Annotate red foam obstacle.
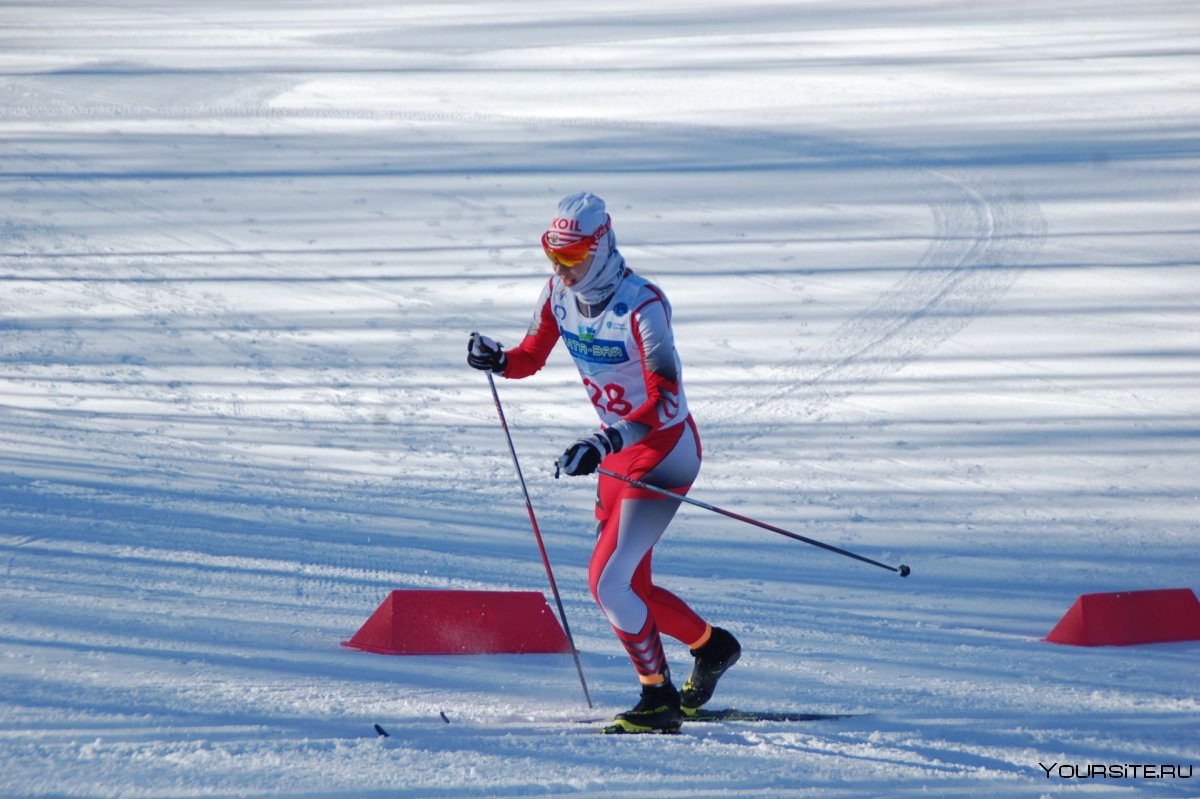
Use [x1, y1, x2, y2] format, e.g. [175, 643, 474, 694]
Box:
[1044, 588, 1200, 647]
[342, 590, 571, 655]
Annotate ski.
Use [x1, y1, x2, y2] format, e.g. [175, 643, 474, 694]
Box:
[373, 709, 858, 738]
[577, 709, 859, 727]
[684, 708, 858, 723]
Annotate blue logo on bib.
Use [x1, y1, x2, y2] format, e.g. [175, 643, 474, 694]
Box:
[562, 330, 629, 364]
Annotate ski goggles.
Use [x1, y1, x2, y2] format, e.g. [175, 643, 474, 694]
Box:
[541, 216, 611, 269]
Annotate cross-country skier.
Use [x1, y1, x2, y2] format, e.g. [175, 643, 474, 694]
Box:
[468, 192, 741, 734]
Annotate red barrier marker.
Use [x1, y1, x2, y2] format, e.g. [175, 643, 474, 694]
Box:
[343, 590, 572, 655]
[1044, 588, 1200, 647]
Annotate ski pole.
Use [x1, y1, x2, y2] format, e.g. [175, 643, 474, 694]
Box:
[596, 468, 911, 578]
[486, 372, 593, 707]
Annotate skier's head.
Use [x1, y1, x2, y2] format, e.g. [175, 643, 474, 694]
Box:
[542, 192, 611, 270]
[542, 191, 622, 303]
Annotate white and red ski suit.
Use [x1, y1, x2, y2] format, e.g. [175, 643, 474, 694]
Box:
[502, 267, 712, 682]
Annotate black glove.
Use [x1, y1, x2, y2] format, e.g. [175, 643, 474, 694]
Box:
[467, 331, 506, 373]
[556, 427, 623, 477]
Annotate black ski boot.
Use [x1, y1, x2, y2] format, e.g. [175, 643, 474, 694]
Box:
[680, 627, 741, 716]
[603, 679, 684, 735]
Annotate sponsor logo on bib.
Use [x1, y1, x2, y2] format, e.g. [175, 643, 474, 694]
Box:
[562, 330, 630, 364]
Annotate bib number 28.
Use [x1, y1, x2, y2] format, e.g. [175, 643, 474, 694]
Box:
[583, 379, 633, 416]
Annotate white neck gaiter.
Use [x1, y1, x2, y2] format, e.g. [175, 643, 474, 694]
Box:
[568, 233, 625, 306]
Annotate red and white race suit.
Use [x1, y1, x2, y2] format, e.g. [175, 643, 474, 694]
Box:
[502, 268, 710, 681]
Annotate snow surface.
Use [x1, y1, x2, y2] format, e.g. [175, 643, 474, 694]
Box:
[2, 1, 1198, 797]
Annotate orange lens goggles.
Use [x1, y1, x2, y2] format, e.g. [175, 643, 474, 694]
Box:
[542, 217, 611, 268]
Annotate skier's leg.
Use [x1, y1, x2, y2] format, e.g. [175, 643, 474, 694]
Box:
[589, 496, 671, 683]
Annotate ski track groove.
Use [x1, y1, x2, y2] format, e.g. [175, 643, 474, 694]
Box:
[710, 168, 1046, 433]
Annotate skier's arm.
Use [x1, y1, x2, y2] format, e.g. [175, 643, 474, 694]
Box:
[609, 295, 683, 447]
[502, 280, 561, 379]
